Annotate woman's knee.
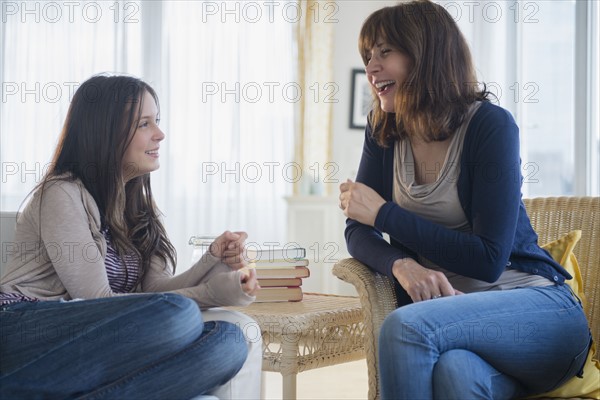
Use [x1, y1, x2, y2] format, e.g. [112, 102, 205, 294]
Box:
[115, 292, 199, 317]
[153, 293, 201, 320]
[380, 308, 403, 337]
[379, 307, 423, 346]
[121, 293, 204, 349]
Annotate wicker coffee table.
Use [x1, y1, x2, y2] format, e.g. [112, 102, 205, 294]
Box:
[228, 293, 366, 399]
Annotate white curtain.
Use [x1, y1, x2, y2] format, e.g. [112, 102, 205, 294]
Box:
[0, 0, 296, 270]
[1, 0, 142, 208]
[154, 1, 295, 267]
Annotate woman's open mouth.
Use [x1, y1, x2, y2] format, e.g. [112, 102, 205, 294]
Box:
[375, 80, 396, 95]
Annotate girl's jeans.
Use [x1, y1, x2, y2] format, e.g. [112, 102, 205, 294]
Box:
[0, 293, 247, 399]
[202, 308, 263, 399]
[379, 284, 591, 400]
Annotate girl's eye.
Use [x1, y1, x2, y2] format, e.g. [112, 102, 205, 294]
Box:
[139, 121, 148, 128]
[381, 48, 391, 55]
[155, 118, 160, 125]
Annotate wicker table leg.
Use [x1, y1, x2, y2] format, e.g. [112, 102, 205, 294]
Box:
[227, 294, 366, 399]
[280, 333, 300, 399]
[282, 373, 297, 400]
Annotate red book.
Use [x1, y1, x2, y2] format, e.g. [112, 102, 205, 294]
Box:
[252, 258, 309, 268]
[258, 278, 303, 287]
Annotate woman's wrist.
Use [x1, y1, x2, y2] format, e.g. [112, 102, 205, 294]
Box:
[392, 258, 412, 278]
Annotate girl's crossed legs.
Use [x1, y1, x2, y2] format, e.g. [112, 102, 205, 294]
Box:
[1, 293, 247, 400]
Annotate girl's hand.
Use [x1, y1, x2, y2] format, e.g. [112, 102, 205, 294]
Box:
[339, 179, 386, 227]
[392, 258, 463, 302]
[209, 231, 249, 270]
[241, 268, 260, 296]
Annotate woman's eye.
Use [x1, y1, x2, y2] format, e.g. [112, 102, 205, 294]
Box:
[155, 118, 160, 125]
[381, 48, 391, 55]
[139, 121, 148, 128]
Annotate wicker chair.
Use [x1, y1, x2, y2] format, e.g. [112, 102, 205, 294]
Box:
[333, 197, 600, 400]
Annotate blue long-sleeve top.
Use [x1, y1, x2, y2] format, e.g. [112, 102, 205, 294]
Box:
[345, 101, 570, 290]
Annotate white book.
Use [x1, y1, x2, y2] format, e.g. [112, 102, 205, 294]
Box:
[244, 245, 306, 262]
[252, 259, 309, 269]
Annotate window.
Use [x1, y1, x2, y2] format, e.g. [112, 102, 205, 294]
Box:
[519, 1, 577, 196]
[448, 0, 598, 196]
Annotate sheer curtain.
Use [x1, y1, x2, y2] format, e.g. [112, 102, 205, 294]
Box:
[295, 0, 334, 196]
[1, 0, 142, 209]
[154, 1, 296, 267]
[0, 0, 296, 270]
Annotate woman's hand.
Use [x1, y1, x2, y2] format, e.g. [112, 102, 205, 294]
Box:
[241, 268, 260, 296]
[339, 179, 386, 227]
[392, 258, 463, 302]
[209, 231, 249, 270]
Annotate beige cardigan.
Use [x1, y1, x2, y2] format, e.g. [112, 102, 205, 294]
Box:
[0, 178, 255, 309]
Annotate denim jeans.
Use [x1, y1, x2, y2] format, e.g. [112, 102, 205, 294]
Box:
[378, 284, 591, 400]
[202, 309, 263, 399]
[0, 293, 248, 399]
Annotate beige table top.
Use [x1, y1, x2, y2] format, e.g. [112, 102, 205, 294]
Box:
[228, 293, 366, 375]
[231, 293, 363, 326]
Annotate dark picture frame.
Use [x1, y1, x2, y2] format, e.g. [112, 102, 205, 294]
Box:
[349, 68, 371, 130]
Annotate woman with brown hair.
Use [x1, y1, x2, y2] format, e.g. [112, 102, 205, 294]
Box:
[0, 74, 261, 399]
[339, 1, 591, 398]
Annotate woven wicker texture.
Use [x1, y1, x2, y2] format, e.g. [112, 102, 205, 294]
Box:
[525, 197, 599, 340]
[333, 196, 599, 400]
[228, 293, 365, 376]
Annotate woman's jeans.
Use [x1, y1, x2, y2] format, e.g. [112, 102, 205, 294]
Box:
[0, 293, 248, 399]
[379, 284, 591, 400]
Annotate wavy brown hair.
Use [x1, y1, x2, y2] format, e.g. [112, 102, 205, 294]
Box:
[359, 0, 492, 146]
[36, 74, 176, 287]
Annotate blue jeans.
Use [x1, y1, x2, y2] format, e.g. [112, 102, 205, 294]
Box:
[0, 293, 247, 399]
[378, 284, 591, 400]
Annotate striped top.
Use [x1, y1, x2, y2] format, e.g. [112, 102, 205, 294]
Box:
[0, 292, 38, 307]
[0, 226, 140, 307]
[102, 226, 140, 293]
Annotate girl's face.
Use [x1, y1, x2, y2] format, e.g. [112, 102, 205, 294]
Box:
[122, 90, 164, 181]
[365, 41, 412, 113]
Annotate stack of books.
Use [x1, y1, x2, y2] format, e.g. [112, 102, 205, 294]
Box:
[247, 245, 309, 302]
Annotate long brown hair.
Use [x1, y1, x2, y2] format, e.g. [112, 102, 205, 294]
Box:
[38, 74, 176, 285]
[359, 0, 492, 146]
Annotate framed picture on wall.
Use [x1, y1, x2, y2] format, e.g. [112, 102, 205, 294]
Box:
[349, 68, 372, 130]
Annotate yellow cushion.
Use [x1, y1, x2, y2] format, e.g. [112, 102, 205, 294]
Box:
[534, 231, 600, 399]
[543, 230, 587, 308]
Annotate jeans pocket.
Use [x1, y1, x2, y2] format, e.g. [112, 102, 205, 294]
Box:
[544, 335, 592, 392]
